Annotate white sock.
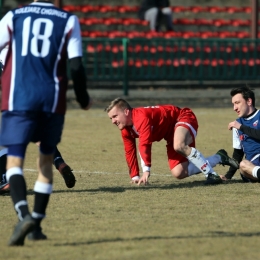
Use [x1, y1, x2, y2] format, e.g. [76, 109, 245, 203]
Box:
[188, 154, 220, 176]
[187, 147, 217, 177]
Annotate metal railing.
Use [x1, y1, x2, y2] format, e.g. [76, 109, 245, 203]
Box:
[82, 38, 260, 95]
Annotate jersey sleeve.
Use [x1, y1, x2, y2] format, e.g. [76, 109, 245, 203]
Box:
[240, 124, 260, 140]
[232, 128, 242, 149]
[0, 11, 13, 52]
[121, 129, 140, 178]
[0, 46, 8, 66]
[136, 116, 152, 172]
[66, 15, 82, 59]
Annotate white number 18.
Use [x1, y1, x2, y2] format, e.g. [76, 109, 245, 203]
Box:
[21, 16, 54, 58]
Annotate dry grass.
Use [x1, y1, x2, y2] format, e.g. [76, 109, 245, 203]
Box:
[1, 107, 260, 260]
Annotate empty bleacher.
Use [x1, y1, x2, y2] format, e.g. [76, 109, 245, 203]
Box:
[63, 4, 259, 39]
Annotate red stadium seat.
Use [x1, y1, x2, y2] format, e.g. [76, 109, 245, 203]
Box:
[171, 6, 187, 13]
[189, 6, 206, 13]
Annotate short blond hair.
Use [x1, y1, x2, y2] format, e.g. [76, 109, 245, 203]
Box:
[104, 98, 132, 113]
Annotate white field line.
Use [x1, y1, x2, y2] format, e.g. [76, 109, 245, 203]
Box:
[23, 168, 240, 180]
[24, 168, 172, 177]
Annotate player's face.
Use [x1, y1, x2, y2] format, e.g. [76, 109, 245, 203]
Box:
[232, 93, 253, 117]
[108, 106, 130, 130]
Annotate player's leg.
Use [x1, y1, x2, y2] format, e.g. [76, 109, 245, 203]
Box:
[0, 148, 9, 194]
[144, 7, 159, 31]
[53, 147, 76, 188]
[28, 146, 54, 241]
[173, 117, 222, 185]
[36, 142, 75, 188]
[240, 158, 260, 182]
[27, 112, 64, 241]
[1, 111, 36, 246]
[6, 146, 35, 246]
[161, 7, 174, 31]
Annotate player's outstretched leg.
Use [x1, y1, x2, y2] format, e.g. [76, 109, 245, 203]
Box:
[8, 214, 35, 246]
[216, 149, 239, 169]
[53, 147, 76, 188]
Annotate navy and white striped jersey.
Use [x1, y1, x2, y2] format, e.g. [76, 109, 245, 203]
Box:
[0, 2, 82, 114]
[233, 109, 260, 161]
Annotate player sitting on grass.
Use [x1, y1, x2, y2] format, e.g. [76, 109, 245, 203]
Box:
[221, 86, 260, 182]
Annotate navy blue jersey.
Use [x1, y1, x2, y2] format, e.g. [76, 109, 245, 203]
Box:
[0, 2, 82, 114]
[232, 109, 260, 161]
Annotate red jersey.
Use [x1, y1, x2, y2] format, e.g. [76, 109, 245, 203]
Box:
[121, 105, 198, 178]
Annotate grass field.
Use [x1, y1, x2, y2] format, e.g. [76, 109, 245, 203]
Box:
[1, 107, 260, 260]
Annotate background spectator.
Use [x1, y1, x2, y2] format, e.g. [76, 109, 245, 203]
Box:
[138, 0, 174, 32]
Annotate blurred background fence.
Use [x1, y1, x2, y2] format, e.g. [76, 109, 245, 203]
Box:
[1, 0, 260, 94]
[83, 38, 260, 94]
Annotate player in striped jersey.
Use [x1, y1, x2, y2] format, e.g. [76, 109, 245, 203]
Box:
[0, 0, 92, 246]
[105, 98, 238, 186]
[0, 50, 76, 194]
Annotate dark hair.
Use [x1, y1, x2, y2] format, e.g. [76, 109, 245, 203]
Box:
[104, 98, 132, 113]
[230, 86, 255, 107]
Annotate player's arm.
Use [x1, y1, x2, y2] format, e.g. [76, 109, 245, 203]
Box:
[136, 117, 153, 185]
[224, 127, 243, 179]
[239, 125, 260, 140]
[0, 11, 13, 52]
[228, 120, 260, 140]
[225, 148, 244, 179]
[67, 15, 91, 110]
[69, 57, 91, 109]
[122, 130, 140, 181]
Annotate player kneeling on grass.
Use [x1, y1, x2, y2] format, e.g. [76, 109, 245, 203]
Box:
[105, 98, 239, 185]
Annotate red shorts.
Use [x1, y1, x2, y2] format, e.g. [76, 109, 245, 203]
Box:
[167, 108, 198, 170]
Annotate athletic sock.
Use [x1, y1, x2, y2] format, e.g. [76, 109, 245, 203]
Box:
[205, 154, 220, 168]
[187, 147, 217, 177]
[32, 181, 52, 225]
[53, 147, 65, 170]
[252, 166, 260, 178]
[8, 174, 30, 220]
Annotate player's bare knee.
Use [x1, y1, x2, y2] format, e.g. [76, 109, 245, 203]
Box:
[239, 160, 249, 171]
[171, 169, 186, 179]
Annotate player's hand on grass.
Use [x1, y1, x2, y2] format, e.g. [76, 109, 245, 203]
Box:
[220, 175, 228, 181]
[138, 171, 150, 186]
[130, 176, 140, 184]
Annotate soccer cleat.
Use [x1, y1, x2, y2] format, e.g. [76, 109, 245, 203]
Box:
[216, 149, 239, 169]
[0, 182, 10, 195]
[58, 163, 76, 188]
[205, 173, 223, 185]
[8, 215, 35, 246]
[27, 226, 47, 241]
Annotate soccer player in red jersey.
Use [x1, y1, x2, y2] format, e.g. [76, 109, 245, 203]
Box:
[106, 98, 239, 185]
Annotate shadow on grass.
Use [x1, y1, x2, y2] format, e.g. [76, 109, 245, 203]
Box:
[53, 230, 260, 246]
[28, 179, 243, 195]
